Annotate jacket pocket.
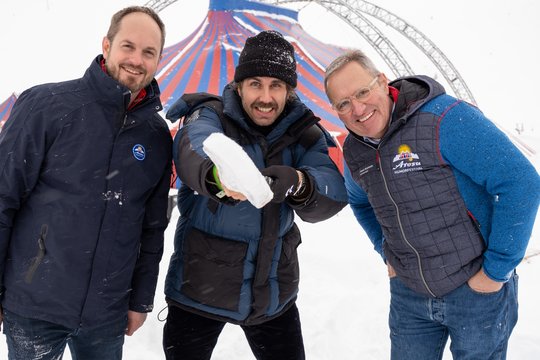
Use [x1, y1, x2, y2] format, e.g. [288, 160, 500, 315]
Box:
[24, 224, 48, 284]
[182, 227, 248, 311]
[277, 223, 302, 304]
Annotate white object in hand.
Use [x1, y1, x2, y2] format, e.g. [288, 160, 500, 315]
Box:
[202, 132, 273, 208]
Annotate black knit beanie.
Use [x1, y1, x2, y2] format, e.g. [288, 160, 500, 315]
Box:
[234, 30, 297, 87]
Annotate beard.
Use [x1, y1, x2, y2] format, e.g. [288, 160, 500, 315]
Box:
[106, 62, 153, 94]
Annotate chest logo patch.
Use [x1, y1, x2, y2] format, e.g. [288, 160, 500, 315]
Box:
[132, 144, 146, 161]
[392, 144, 422, 174]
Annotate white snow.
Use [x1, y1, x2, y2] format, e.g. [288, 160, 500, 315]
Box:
[122, 161, 540, 359]
[203, 132, 273, 208]
[127, 136, 537, 359]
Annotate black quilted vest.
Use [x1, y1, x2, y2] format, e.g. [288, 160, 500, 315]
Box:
[344, 77, 484, 297]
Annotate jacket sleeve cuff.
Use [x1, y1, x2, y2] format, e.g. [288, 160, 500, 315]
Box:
[129, 303, 155, 313]
[483, 266, 512, 283]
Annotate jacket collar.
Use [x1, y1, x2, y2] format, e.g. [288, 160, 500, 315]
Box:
[85, 55, 163, 114]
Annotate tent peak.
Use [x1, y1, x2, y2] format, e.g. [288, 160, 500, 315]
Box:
[209, 0, 298, 21]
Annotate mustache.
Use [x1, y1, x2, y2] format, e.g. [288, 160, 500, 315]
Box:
[253, 101, 277, 109]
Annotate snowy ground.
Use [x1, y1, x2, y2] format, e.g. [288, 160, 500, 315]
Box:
[123, 133, 540, 359]
[2, 139, 539, 359]
[122, 207, 540, 360]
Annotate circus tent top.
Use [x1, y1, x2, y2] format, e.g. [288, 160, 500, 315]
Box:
[155, 0, 349, 138]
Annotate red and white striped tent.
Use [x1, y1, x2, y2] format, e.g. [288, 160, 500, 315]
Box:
[0, 93, 17, 132]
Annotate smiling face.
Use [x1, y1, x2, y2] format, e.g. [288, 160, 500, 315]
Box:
[102, 11, 162, 100]
[326, 61, 392, 139]
[237, 76, 289, 126]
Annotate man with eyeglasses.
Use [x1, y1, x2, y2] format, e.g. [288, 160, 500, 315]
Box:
[324, 49, 540, 359]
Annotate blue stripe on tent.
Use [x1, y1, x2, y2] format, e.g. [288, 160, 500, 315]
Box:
[209, 0, 297, 20]
[198, 23, 219, 92]
[218, 45, 230, 91]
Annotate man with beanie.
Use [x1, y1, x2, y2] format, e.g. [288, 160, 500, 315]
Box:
[162, 30, 348, 359]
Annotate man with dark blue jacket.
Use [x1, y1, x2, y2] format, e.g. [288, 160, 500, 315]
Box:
[162, 30, 348, 360]
[0, 6, 172, 360]
[324, 50, 540, 359]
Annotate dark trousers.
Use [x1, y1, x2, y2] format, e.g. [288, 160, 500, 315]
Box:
[163, 304, 305, 360]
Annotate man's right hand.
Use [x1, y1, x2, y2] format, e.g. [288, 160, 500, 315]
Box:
[387, 263, 397, 278]
[467, 268, 503, 293]
[0, 304, 3, 331]
[222, 184, 247, 201]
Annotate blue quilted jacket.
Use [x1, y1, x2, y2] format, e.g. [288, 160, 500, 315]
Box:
[164, 84, 348, 325]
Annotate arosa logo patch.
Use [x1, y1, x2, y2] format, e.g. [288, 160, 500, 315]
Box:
[392, 144, 422, 174]
[132, 144, 146, 161]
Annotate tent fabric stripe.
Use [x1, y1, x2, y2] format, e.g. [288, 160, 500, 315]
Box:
[0, 94, 17, 130]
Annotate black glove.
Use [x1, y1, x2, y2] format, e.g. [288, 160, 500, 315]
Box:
[261, 165, 299, 203]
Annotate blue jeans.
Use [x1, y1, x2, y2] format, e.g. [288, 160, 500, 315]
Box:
[389, 272, 518, 360]
[2, 309, 127, 360]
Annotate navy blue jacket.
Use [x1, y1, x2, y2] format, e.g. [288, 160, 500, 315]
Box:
[164, 84, 347, 325]
[0, 55, 172, 328]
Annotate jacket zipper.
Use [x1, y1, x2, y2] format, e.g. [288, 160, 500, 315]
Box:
[24, 224, 48, 284]
[377, 148, 436, 297]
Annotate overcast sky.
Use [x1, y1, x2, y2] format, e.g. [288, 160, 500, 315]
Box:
[1, 0, 538, 132]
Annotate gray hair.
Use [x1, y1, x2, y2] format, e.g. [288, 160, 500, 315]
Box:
[324, 50, 380, 98]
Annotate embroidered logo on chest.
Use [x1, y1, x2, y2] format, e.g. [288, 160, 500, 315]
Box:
[132, 144, 146, 161]
[392, 144, 422, 174]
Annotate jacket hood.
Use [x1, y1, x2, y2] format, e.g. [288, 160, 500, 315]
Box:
[346, 75, 446, 144]
[389, 75, 446, 121]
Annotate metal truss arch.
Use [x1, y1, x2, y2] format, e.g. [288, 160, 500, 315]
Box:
[262, 0, 476, 104]
[143, 0, 178, 13]
[264, 0, 415, 79]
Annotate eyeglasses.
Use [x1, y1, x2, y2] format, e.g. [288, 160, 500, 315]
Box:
[332, 75, 380, 114]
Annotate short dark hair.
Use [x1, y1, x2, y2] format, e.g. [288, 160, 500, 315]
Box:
[106, 6, 166, 55]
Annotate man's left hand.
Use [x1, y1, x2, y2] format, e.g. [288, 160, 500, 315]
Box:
[125, 310, 147, 336]
[467, 268, 503, 293]
[261, 165, 299, 203]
